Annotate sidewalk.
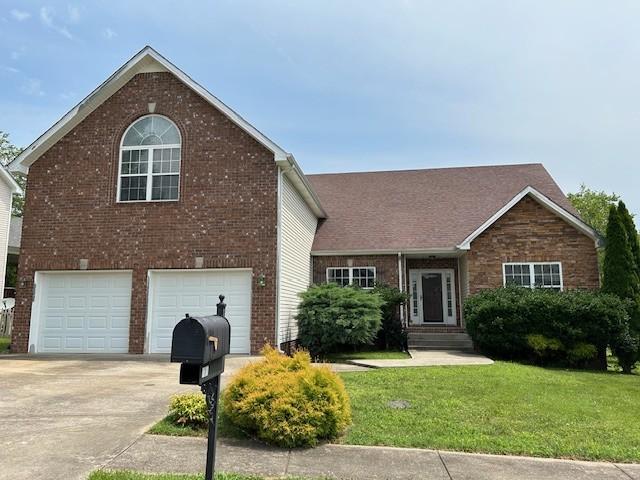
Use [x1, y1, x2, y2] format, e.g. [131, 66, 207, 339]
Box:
[104, 434, 640, 480]
[347, 349, 493, 368]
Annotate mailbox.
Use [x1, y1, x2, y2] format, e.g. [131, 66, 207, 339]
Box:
[169, 294, 230, 480]
[170, 295, 231, 385]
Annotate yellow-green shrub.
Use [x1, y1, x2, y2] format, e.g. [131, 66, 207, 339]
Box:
[168, 392, 208, 428]
[222, 346, 351, 447]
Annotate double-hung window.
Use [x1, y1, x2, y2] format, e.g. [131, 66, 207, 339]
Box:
[327, 267, 376, 289]
[118, 115, 181, 202]
[503, 262, 563, 290]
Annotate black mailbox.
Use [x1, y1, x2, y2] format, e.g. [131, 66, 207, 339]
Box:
[170, 295, 231, 385]
[169, 294, 231, 480]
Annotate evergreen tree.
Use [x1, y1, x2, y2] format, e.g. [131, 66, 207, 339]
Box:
[602, 205, 638, 299]
[618, 201, 640, 279]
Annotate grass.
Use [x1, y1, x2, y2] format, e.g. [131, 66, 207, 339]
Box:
[340, 362, 640, 462]
[0, 336, 9, 353]
[323, 350, 409, 363]
[148, 410, 242, 439]
[88, 472, 320, 480]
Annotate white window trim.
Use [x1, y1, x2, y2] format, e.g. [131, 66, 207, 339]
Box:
[116, 114, 182, 203]
[502, 262, 564, 291]
[326, 266, 377, 290]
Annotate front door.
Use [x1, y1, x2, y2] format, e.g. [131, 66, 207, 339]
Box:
[409, 269, 457, 324]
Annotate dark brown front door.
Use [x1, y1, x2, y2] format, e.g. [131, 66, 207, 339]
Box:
[422, 273, 443, 322]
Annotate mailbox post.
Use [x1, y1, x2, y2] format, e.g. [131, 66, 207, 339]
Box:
[170, 295, 230, 480]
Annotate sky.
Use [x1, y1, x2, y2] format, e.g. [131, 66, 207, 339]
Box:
[1, 0, 639, 216]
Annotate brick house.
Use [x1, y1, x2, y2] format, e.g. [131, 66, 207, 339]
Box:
[9, 47, 601, 355]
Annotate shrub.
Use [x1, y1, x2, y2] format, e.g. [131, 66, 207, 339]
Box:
[612, 329, 640, 374]
[567, 342, 598, 367]
[464, 286, 630, 369]
[296, 283, 383, 357]
[372, 283, 409, 351]
[167, 392, 208, 428]
[222, 346, 351, 447]
[526, 334, 563, 363]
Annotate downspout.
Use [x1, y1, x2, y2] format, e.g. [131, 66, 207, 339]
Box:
[275, 166, 283, 351]
[397, 252, 405, 325]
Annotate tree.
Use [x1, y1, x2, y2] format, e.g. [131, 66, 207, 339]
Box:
[0, 131, 25, 217]
[567, 184, 619, 237]
[602, 205, 639, 299]
[618, 201, 640, 278]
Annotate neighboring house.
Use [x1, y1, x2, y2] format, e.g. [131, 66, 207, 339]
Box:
[5, 216, 22, 297]
[0, 171, 22, 301]
[8, 47, 601, 355]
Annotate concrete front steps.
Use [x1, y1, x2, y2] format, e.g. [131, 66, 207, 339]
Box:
[407, 330, 474, 351]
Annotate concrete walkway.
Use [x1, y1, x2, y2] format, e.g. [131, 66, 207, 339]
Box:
[105, 434, 640, 480]
[347, 349, 493, 368]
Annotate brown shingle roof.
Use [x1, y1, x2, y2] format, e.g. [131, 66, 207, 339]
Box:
[307, 163, 577, 252]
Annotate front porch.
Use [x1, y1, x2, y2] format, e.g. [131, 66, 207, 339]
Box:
[402, 255, 474, 351]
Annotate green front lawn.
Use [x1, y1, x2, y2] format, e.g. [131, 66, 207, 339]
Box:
[341, 362, 640, 461]
[323, 350, 409, 363]
[0, 336, 9, 353]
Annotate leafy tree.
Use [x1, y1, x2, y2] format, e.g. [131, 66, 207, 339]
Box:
[568, 184, 619, 237]
[602, 205, 639, 299]
[0, 131, 25, 217]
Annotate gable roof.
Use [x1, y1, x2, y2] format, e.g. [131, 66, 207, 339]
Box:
[308, 163, 599, 254]
[0, 165, 22, 194]
[8, 46, 325, 217]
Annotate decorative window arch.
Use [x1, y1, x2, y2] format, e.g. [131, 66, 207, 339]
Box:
[118, 115, 181, 202]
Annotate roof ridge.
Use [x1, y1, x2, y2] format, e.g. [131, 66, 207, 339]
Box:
[305, 162, 544, 177]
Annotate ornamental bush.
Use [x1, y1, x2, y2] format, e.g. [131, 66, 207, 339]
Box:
[372, 283, 409, 351]
[464, 286, 630, 369]
[222, 346, 351, 448]
[296, 283, 383, 357]
[167, 392, 208, 428]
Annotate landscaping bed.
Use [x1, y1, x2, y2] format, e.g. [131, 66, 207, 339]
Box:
[323, 350, 409, 363]
[341, 362, 640, 462]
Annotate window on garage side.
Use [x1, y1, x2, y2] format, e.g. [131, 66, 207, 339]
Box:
[118, 115, 181, 202]
[503, 262, 563, 291]
[327, 267, 376, 289]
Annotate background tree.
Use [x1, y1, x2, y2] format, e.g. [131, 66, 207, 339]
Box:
[602, 205, 638, 299]
[618, 201, 640, 277]
[0, 131, 25, 217]
[568, 184, 619, 237]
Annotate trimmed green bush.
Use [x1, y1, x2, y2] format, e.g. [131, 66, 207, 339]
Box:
[464, 286, 630, 369]
[603, 205, 638, 300]
[612, 329, 639, 374]
[222, 346, 351, 448]
[372, 283, 409, 351]
[296, 283, 383, 356]
[167, 392, 208, 428]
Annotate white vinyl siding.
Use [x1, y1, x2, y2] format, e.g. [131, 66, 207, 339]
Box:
[278, 174, 318, 346]
[0, 178, 11, 296]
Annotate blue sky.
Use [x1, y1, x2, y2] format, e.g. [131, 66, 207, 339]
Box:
[1, 0, 639, 216]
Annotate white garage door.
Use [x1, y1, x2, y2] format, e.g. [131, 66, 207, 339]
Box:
[148, 270, 252, 354]
[33, 271, 132, 353]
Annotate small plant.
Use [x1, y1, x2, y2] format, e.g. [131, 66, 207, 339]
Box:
[526, 334, 563, 363]
[612, 329, 639, 374]
[296, 283, 383, 357]
[167, 392, 208, 428]
[567, 342, 598, 367]
[222, 346, 351, 448]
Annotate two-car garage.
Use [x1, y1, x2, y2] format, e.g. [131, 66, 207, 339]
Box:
[28, 269, 252, 355]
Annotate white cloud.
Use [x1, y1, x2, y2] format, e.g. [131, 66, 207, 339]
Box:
[0, 65, 20, 74]
[21, 78, 44, 97]
[102, 27, 116, 40]
[39, 7, 73, 39]
[10, 9, 31, 21]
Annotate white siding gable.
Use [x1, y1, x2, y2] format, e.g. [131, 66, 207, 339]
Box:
[278, 173, 318, 346]
[0, 178, 13, 297]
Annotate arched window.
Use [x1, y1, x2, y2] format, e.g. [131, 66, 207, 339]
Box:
[118, 115, 181, 202]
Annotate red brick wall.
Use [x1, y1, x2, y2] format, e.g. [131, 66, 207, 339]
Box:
[12, 72, 278, 354]
[312, 255, 399, 287]
[467, 196, 600, 294]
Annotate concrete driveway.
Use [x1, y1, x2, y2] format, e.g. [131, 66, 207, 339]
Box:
[0, 355, 259, 480]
